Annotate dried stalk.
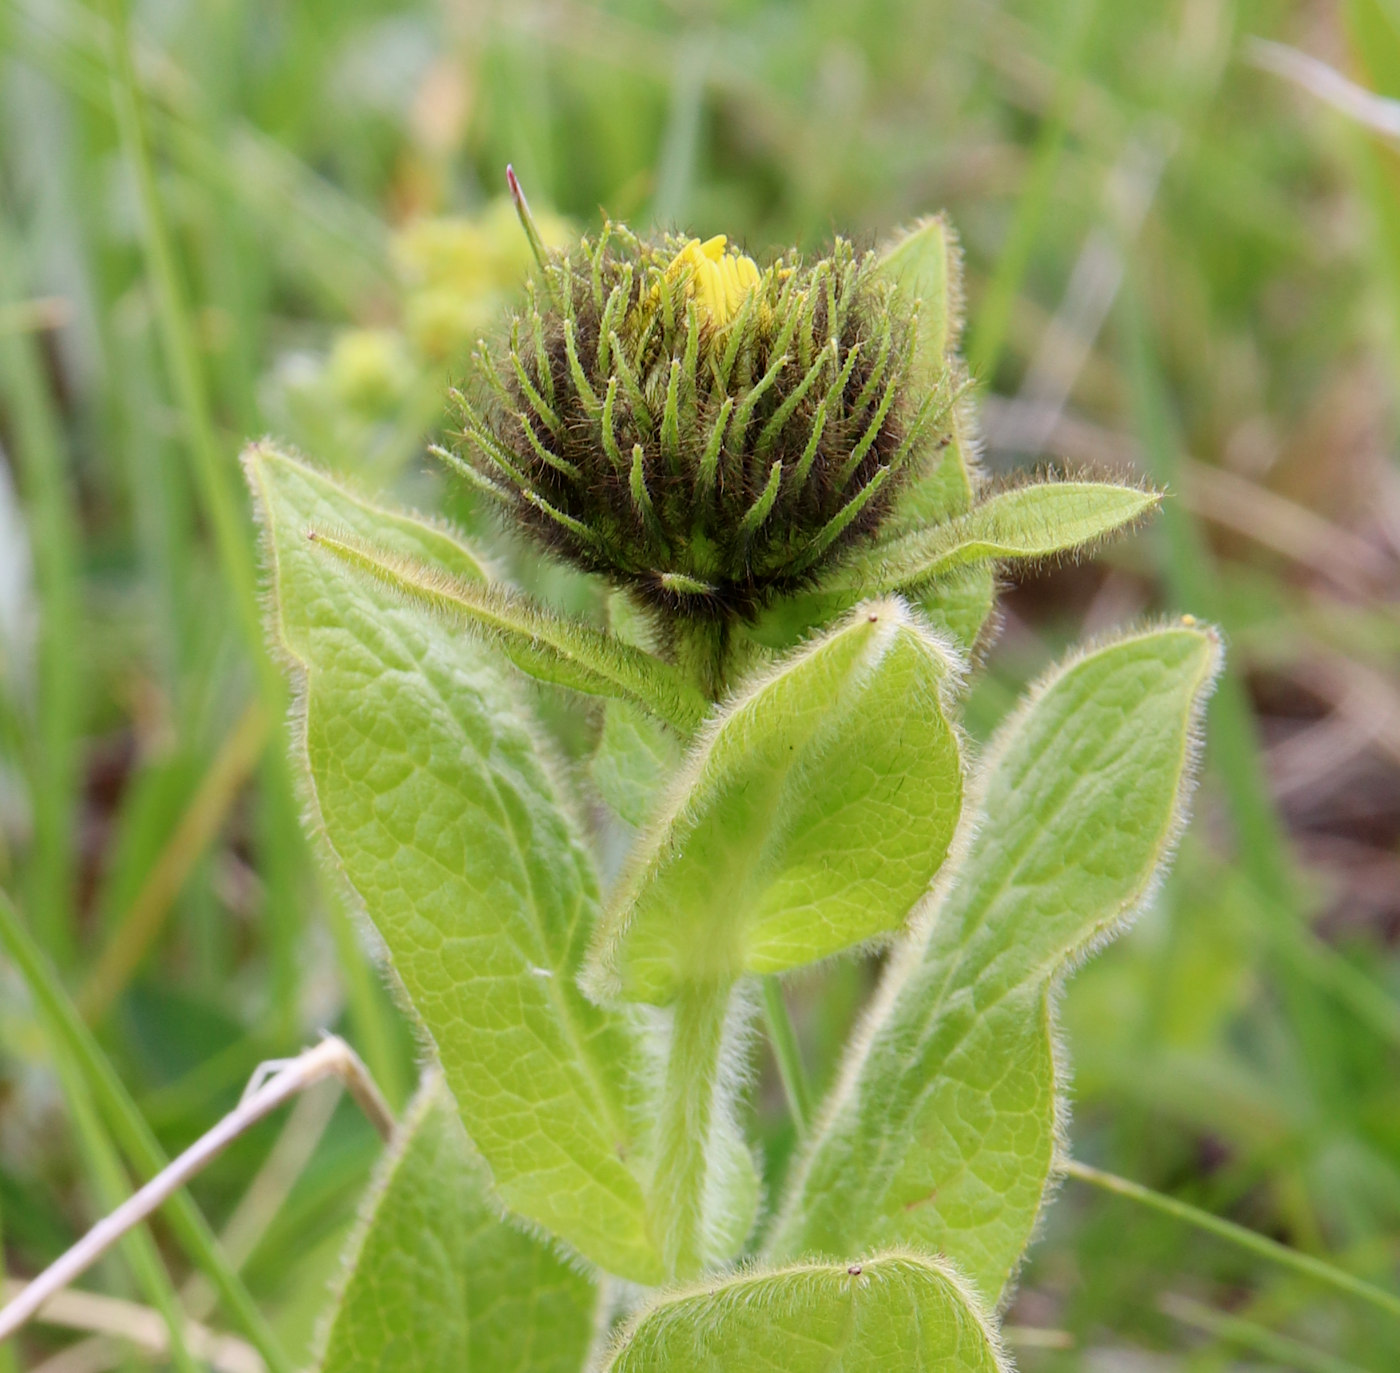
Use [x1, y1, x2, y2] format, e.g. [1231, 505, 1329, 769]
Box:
[0, 1035, 393, 1345]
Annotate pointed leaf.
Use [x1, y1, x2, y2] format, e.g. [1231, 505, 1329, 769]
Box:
[247, 444, 665, 1284]
[309, 530, 707, 733]
[318, 1079, 596, 1373]
[604, 1251, 1007, 1372]
[877, 213, 964, 375]
[838, 480, 1160, 595]
[768, 624, 1221, 1301]
[587, 600, 964, 1004]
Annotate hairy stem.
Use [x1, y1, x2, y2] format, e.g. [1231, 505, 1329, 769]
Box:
[653, 980, 734, 1277]
[670, 618, 727, 701]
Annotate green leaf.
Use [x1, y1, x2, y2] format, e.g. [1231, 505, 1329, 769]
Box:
[587, 599, 964, 1004]
[877, 214, 965, 372]
[884, 399, 980, 537]
[589, 593, 685, 827]
[590, 700, 682, 827]
[603, 1251, 1008, 1372]
[318, 1079, 597, 1373]
[308, 530, 708, 733]
[837, 480, 1161, 595]
[247, 443, 666, 1284]
[767, 624, 1221, 1301]
[914, 563, 997, 658]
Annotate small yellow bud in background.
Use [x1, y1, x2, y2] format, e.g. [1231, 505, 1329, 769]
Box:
[394, 199, 573, 360]
[325, 329, 414, 417]
[666, 235, 760, 326]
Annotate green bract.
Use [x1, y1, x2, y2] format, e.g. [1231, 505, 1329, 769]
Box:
[248, 208, 1216, 1369]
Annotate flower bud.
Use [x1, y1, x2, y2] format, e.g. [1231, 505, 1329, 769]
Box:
[451, 223, 954, 620]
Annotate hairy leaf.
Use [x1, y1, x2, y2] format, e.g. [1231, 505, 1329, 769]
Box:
[590, 700, 682, 828]
[840, 480, 1160, 595]
[308, 530, 708, 732]
[247, 444, 665, 1283]
[587, 600, 964, 1004]
[604, 1251, 1007, 1372]
[318, 1079, 596, 1373]
[896, 406, 997, 652]
[878, 214, 964, 374]
[768, 624, 1221, 1301]
[916, 562, 997, 657]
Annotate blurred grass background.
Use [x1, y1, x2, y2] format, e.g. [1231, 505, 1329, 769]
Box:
[2, 0, 1400, 1368]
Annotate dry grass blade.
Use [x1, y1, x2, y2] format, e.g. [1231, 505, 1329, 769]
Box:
[0, 1037, 393, 1345]
[1, 1285, 263, 1373]
[79, 702, 270, 1022]
[1248, 38, 1400, 141]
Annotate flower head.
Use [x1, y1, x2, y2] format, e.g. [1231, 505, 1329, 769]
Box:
[450, 222, 955, 620]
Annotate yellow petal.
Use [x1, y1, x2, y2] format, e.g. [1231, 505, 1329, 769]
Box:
[663, 236, 760, 327]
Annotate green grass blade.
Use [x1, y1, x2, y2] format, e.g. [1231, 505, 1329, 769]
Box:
[1122, 281, 1400, 1051]
[966, 0, 1102, 380]
[98, 0, 269, 686]
[1066, 1161, 1400, 1323]
[0, 889, 294, 1373]
[42, 1046, 201, 1373]
[762, 977, 813, 1139]
[1161, 1292, 1372, 1373]
[0, 222, 82, 966]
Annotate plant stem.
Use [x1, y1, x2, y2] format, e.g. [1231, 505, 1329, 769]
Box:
[1064, 1159, 1400, 1323]
[0, 1204, 16, 1373]
[100, 0, 408, 1103]
[654, 979, 733, 1277]
[761, 978, 812, 1138]
[670, 618, 726, 701]
[80, 702, 269, 1022]
[0, 889, 295, 1373]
